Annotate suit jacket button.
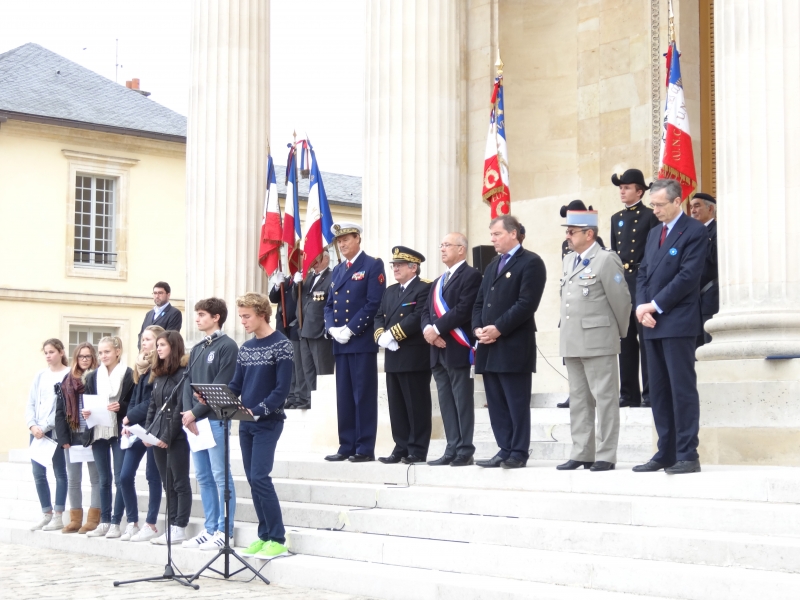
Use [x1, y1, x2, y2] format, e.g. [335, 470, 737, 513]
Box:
[487, 303, 491, 307]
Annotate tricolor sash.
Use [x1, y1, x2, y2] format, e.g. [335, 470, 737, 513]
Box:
[433, 274, 474, 365]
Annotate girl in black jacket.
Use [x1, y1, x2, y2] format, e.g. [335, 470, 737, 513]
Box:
[144, 330, 190, 545]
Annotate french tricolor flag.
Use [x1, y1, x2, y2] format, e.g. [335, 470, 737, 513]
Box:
[258, 154, 282, 276]
[302, 144, 334, 277]
[659, 41, 698, 201]
[282, 146, 303, 275]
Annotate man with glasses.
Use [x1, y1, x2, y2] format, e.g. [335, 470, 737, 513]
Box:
[689, 193, 718, 348]
[421, 233, 483, 466]
[610, 169, 660, 408]
[557, 210, 630, 472]
[137, 281, 182, 349]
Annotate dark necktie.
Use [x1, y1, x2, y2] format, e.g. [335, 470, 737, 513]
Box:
[497, 253, 510, 275]
[659, 224, 668, 248]
[442, 271, 450, 287]
[573, 254, 581, 269]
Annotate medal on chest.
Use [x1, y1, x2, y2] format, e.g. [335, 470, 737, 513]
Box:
[583, 287, 589, 297]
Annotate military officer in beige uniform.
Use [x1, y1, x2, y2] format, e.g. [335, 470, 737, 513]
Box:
[557, 210, 631, 472]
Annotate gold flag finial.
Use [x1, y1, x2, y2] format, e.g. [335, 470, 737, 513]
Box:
[495, 49, 504, 76]
[668, 0, 676, 42]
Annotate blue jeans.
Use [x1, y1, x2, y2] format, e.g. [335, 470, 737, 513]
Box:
[30, 432, 67, 513]
[239, 419, 285, 544]
[92, 438, 126, 524]
[119, 439, 162, 525]
[192, 419, 236, 535]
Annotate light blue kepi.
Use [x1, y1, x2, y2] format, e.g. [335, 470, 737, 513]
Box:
[561, 209, 599, 227]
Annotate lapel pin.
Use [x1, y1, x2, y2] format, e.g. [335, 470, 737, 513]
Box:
[505, 272, 511, 278]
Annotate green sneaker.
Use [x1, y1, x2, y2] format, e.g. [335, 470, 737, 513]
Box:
[241, 539, 266, 556]
[254, 540, 289, 559]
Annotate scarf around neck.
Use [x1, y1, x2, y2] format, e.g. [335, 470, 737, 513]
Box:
[61, 373, 84, 431]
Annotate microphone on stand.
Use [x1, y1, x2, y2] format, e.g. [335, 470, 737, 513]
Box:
[204, 330, 222, 346]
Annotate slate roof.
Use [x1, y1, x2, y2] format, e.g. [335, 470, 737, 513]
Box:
[0, 43, 186, 140]
[275, 165, 361, 206]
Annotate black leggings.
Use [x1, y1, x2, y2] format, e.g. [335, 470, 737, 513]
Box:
[152, 435, 191, 528]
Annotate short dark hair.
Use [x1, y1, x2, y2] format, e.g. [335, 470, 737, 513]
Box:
[634, 183, 647, 199]
[153, 281, 171, 294]
[194, 297, 228, 327]
[150, 331, 185, 380]
[490, 214, 526, 244]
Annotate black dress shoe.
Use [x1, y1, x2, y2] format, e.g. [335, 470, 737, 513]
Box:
[401, 455, 425, 464]
[641, 398, 651, 408]
[427, 455, 455, 466]
[294, 399, 311, 410]
[619, 397, 642, 408]
[556, 397, 570, 408]
[450, 455, 474, 467]
[556, 459, 593, 470]
[378, 454, 404, 464]
[324, 453, 350, 461]
[500, 458, 526, 469]
[665, 460, 701, 474]
[348, 454, 375, 463]
[589, 461, 615, 472]
[632, 460, 670, 472]
[475, 455, 505, 468]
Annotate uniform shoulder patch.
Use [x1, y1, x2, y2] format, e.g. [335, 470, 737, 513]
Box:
[378, 273, 385, 284]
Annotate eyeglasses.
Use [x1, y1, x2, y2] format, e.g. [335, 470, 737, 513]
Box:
[649, 201, 672, 209]
[439, 243, 464, 249]
[565, 229, 588, 237]
[77, 355, 93, 360]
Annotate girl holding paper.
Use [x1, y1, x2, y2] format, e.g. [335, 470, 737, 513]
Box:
[118, 325, 164, 542]
[145, 330, 191, 545]
[82, 336, 134, 539]
[55, 342, 102, 534]
[26, 339, 70, 531]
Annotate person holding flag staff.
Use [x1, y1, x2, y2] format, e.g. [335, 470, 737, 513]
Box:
[420, 233, 483, 466]
[323, 222, 386, 462]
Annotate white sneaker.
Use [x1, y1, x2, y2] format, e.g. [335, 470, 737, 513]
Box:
[181, 529, 211, 549]
[87, 523, 110, 538]
[131, 525, 158, 542]
[199, 530, 227, 551]
[105, 524, 122, 539]
[30, 513, 52, 531]
[151, 525, 186, 545]
[119, 523, 140, 541]
[42, 513, 63, 531]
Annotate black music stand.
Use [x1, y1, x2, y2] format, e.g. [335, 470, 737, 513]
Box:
[186, 384, 269, 586]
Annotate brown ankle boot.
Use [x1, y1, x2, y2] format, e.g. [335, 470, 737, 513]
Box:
[62, 508, 83, 534]
[78, 507, 100, 534]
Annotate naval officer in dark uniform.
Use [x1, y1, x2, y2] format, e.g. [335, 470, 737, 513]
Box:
[323, 222, 386, 462]
[689, 192, 718, 347]
[374, 247, 433, 464]
[610, 169, 660, 408]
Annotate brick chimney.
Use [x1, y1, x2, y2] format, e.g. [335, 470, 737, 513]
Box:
[124, 78, 151, 97]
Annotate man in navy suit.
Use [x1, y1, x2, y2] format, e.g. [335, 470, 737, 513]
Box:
[137, 281, 182, 348]
[634, 179, 709, 475]
[472, 215, 547, 469]
[323, 222, 386, 462]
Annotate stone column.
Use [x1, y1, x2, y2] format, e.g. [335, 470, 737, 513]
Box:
[185, 0, 270, 344]
[695, 0, 800, 464]
[362, 0, 465, 278]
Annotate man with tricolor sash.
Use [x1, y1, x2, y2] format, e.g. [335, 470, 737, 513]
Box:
[421, 233, 483, 467]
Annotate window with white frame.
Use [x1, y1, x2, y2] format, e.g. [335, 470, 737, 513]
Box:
[68, 325, 119, 356]
[73, 174, 116, 267]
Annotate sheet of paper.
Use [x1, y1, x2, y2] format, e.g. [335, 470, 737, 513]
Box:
[184, 417, 216, 452]
[68, 444, 95, 463]
[29, 436, 58, 467]
[82, 394, 113, 428]
[128, 424, 163, 446]
[120, 433, 138, 450]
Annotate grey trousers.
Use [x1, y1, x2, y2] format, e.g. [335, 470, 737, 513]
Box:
[289, 340, 309, 402]
[565, 354, 620, 463]
[431, 354, 475, 458]
[300, 336, 335, 393]
[65, 448, 101, 510]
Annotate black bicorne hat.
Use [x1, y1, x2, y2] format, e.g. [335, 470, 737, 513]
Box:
[611, 168, 650, 189]
[560, 199, 594, 218]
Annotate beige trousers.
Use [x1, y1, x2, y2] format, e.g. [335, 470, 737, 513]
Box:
[565, 354, 621, 463]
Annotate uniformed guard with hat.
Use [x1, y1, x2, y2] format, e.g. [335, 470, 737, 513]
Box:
[323, 222, 386, 462]
[611, 169, 660, 408]
[374, 246, 433, 464]
[689, 192, 718, 347]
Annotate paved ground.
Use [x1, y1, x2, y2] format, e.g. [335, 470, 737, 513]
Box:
[0, 542, 373, 600]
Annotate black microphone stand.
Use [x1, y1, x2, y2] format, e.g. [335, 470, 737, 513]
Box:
[114, 336, 214, 590]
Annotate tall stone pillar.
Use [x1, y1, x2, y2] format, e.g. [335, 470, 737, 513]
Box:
[362, 0, 465, 278]
[695, 0, 800, 464]
[185, 0, 270, 344]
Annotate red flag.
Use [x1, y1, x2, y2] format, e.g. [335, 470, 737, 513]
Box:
[482, 77, 510, 218]
[258, 155, 282, 275]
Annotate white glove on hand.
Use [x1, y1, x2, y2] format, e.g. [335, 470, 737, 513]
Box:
[377, 331, 394, 349]
[387, 339, 400, 352]
[269, 273, 281, 290]
[293, 271, 304, 283]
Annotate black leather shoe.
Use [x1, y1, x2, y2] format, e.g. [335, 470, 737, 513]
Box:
[500, 458, 526, 469]
[378, 454, 404, 464]
[324, 453, 349, 461]
[556, 397, 570, 408]
[665, 460, 701, 474]
[475, 455, 505, 468]
[401, 455, 425, 464]
[450, 455, 474, 467]
[590, 461, 615, 472]
[632, 460, 669, 472]
[294, 400, 311, 409]
[348, 454, 375, 463]
[556, 460, 593, 470]
[619, 397, 642, 408]
[427, 455, 455, 466]
[641, 398, 651, 408]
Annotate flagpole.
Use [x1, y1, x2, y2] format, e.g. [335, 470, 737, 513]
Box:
[292, 130, 304, 329]
[668, 0, 676, 43]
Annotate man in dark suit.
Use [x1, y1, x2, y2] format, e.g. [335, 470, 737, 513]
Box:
[690, 192, 718, 347]
[269, 273, 306, 409]
[323, 222, 386, 462]
[472, 215, 547, 469]
[634, 178, 709, 475]
[420, 233, 483, 466]
[611, 169, 661, 408]
[374, 246, 432, 464]
[295, 251, 335, 408]
[137, 281, 182, 348]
